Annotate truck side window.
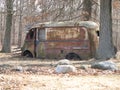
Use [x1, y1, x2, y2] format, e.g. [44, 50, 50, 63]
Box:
[96, 31, 99, 36]
[38, 29, 46, 41]
[29, 30, 34, 39]
[26, 29, 34, 40]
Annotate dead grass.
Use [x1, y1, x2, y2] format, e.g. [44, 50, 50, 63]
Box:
[0, 52, 120, 90]
[0, 74, 120, 90]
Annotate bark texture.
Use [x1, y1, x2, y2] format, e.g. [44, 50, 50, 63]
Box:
[1, 0, 13, 52]
[83, 0, 92, 20]
[96, 0, 115, 60]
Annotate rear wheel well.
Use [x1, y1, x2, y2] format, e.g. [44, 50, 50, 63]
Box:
[22, 50, 33, 58]
[65, 52, 81, 60]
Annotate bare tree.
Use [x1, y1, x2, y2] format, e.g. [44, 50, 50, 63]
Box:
[18, 0, 23, 47]
[0, 0, 5, 49]
[96, 0, 115, 60]
[1, 0, 13, 53]
[0, 0, 100, 52]
[82, 0, 92, 20]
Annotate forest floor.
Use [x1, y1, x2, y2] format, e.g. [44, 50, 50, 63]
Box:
[0, 46, 120, 90]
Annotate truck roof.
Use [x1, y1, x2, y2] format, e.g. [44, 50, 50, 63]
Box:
[26, 21, 99, 30]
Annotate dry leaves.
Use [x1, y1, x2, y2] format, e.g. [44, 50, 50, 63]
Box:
[0, 52, 120, 90]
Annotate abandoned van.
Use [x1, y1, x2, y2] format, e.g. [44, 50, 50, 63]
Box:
[21, 21, 99, 60]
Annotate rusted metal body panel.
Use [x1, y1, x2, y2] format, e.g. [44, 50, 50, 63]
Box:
[39, 27, 90, 59]
[22, 21, 99, 60]
[36, 41, 90, 59]
[44, 40, 90, 59]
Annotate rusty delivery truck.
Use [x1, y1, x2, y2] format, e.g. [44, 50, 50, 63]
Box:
[21, 21, 99, 60]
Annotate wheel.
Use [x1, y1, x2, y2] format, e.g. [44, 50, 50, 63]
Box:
[65, 53, 81, 60]
[23, 51, 33, 58]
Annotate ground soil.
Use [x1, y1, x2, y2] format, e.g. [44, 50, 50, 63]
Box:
[0, 50, 120, 90]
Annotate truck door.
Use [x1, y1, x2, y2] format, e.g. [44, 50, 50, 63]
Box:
[24, 28, 36, 57]
[36, 28, 46, 58]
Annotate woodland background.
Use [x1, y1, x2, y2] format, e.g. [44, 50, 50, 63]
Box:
[0, 0, 120, 57]
[0, 0, 117, 45]
[0, 1, 120, 89]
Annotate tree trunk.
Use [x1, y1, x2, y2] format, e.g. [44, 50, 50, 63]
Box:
[96, 0, 115, 60]
[1, 0, 13, 53]
[0, 11, 2, 47]
[18, 0, 23, 47]
[82, 0, 92, 20]
[12, 17, 16, 45]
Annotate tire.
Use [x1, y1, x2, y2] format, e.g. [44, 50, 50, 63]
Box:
[65, 53, 81, 60]
[23, 51, 33, 58]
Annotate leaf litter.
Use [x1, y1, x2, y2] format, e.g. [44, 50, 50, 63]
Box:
[0, 53, 120, 90]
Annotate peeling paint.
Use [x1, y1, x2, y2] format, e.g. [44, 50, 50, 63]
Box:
[22, 21, 99, 59]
